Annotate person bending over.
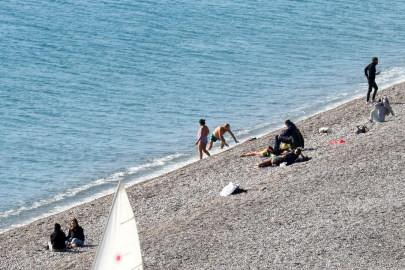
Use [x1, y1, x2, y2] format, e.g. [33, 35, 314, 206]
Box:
[49, 223, 67, 252]
[364, 57, 381, 104]
[66, 218, 85, 248]
[208, 123, 239, 150]
[274, 119, 297, 150]
[254, 148, 305, 168]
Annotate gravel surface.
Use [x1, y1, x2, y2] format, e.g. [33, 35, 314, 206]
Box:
[1, 83, 405, 269]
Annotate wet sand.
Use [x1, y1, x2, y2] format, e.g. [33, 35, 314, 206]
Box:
[1, 83, 405, 269]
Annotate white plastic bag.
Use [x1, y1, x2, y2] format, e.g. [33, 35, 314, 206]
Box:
[220, 182, 239, 196]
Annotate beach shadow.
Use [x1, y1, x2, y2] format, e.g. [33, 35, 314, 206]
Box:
[233, 188, 248, 195]
[304, 148, 317, 151]
[67, 249, 85, 254]
[82, 244, 97, 248]
[393, 102, 405, 105]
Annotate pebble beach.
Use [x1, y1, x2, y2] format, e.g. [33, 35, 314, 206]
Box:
[1, 83, 405, 269]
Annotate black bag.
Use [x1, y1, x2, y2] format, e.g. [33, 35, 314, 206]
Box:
[356, 125, 368, 134]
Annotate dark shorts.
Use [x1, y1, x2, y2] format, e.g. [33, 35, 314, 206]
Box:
[210, 133, 218, 142]
[273, 156, 284, 166]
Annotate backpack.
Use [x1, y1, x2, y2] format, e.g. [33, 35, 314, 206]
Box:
[356, 125, 368, 134]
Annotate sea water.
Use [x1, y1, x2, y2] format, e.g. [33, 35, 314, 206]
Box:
[1, 0, 405, 233]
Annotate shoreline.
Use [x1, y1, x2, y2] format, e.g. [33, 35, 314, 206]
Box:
[1, 82, 405, 269]
[0, 82, 372, 235]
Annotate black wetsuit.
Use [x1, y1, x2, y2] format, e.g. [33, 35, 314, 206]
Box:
[364, 63, 378, 102]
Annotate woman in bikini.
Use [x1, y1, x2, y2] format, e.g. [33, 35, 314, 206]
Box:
[196, 119, 211, 159]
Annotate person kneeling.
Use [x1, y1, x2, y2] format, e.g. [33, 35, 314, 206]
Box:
[254, 148, 305, 168]
[66, 218, 85, 248]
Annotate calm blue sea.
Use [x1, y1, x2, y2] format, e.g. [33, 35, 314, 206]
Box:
[1, 0, 405, 233]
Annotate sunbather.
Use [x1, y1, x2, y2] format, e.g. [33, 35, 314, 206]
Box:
[254, 148, 305, 168]
[240, 149, 270, 157]
[240, 146, 278, 157]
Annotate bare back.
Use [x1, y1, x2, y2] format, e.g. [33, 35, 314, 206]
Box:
[200, 125, 210, 137]
[213, 126, 227, 138]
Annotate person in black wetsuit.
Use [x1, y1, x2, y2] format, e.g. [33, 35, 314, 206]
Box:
[364, 57, 381, 104]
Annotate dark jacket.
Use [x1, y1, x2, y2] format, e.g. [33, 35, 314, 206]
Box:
[365, 63, 377, 81]
[280, 123, 297, 138]
[289, 129, 305, 149]
[284, 152, 299, 165]
[67, 225, 85, 242]
[50, 230, 67, 250]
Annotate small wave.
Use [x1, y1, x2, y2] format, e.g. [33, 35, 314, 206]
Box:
[0, 152, 191, 222]
[378, 66, 405, 89]
[126, 153, 188, 174]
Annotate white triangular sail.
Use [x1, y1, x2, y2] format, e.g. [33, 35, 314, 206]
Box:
[92, 180, 143, 270]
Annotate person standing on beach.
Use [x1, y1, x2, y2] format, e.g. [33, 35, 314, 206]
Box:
[196, 119, 211, 159]
[208, 123, 239, 150]
[364, 57, 381, 104]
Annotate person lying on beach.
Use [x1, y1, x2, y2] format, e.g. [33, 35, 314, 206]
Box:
[208, 123, 239, 150]
[240, 146, 278, 158]
[274, 119, 297, 150]
[48, 223, 67, 252]
[195, 119, 211, 159]
[66, 218, 85, 248]
[254, 148, 305, 168]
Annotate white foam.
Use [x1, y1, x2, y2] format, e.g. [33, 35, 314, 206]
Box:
[0, 152, 193, 234]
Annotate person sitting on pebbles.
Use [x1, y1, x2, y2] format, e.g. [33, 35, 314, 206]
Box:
[208, 123, 239, 150]
[369, 97, 394, 123]
[48, 223, 67, 252]
[274, 119, 297, 150]
[254, 148, 305, 168]
[66, 218, 85, 248]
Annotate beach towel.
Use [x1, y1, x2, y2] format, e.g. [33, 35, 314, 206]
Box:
[330, 140, 345, 145]
[220, 182, 240, 196]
